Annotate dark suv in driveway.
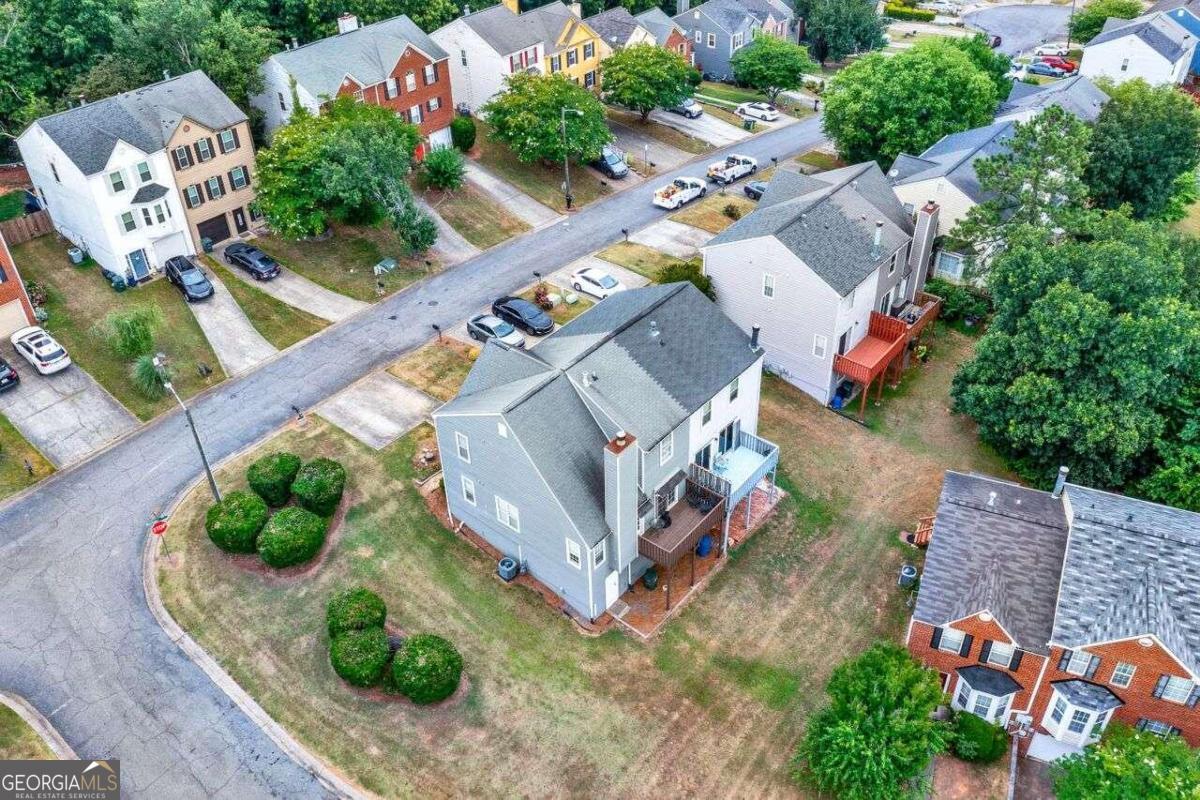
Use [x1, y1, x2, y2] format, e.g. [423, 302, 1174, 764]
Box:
[224, 242, 281, 280]
[491, 296, 554, 336]
[0, 356, 18, 392]
[164, 255, 215, 301]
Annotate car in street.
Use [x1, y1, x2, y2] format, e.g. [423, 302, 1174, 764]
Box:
[1026, 61, 1066, 77]
[466, 314, 527, 348]
[744, 180, 769, 200]
[569, 266, 626, 300]
[164, 255, 215, 302]
[707, 153, 758, 184]
[736, 102, 779, 122]
[491, 296, 555, 336]
[653, 177, 706, 209]
[0, 356, 18, 392]
[1037, 55, 1077, 72]
[1034, 41, 1071, 57]
[10, 326, 71, 375]
[591, 146, 629, 179]
[223, 242, 282, 280]
[669, 98, 704, 118]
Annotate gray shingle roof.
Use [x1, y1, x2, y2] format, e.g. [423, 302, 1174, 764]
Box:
[33, 71, 245, 176]
[270, 15, 447, 100]
[996, 75, 1109, 123]
[635, 7, 684, 46]
[437, 283, 760, 544]
[913, 472, 1070, 654]
[1148, 0, 1200, 14]
[585, 7, 647, 48]
[1087, 11, 1196, 62]
[888, 121, 1014, 204]
[130, 183, 169, 203]
[957, 665, 1023, 696]
[1054, 485, 1200, 676]
[1051, 679, 1125, 712]
[462, 1, 574, 56]
[678, 0, 791, 32]
[707, 163, 914, 296]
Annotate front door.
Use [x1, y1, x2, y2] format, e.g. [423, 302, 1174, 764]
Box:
[233, 207, 248, 234]
[126, 249, 150, 282]
[604, 570, 619, 608]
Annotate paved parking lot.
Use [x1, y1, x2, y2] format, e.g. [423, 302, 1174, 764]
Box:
[0, 349, 138, 467]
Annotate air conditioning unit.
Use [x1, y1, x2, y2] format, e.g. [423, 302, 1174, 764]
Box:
[497, 557, 518, 582]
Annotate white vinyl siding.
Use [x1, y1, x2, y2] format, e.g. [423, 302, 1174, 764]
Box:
[109, 171, 126, 193]
[659, 431, 674, 465]
[762, 273, 775, 298]
[136, 161, 152, 183]
[495, 496, 520, 532]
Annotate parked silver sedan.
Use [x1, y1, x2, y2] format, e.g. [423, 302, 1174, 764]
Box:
[467, 314, 527, 349]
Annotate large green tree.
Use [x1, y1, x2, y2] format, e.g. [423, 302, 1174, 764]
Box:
[1052, 724, 1200, 800]
[795, 643, 947, 800]
[601, 43, 699, 121]
[1086, 78, 1200, 219]
[952, 213, 1200, 489]
[481, 72, 612, 164]
[1069, 0, 1141, 44]
[821, 40, 998, 165]
[954, 105, 1092, 252]
[730, 34, 818, 103]
[804, 0, 887, 65]
[952, 33, 1014, 100]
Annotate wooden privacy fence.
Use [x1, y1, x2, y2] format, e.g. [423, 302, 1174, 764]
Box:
[0, 210, 52, 245]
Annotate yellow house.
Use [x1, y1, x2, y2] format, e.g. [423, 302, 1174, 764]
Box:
[498, 0, 604, 90]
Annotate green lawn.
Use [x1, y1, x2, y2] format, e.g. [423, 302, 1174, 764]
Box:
[255, 224, 441, 303]
[595, 241, 689, 281]
[204, 258, 328, 349]
[420, 184, 528, 249]
[0, 703, 55, 760]
[606, 107, 712, 156]
[519, 286, 594, 325]
[0, 413, 54, 501]
[13, 236, 225, 420]
[696, 83, 817, 119]
[0, 191, 25, 222]
[474, 121, 612, 213]
[795, 150, 846, 173]
[158, 326, 1001, 798]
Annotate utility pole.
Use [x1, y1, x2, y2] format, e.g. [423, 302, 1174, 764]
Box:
[560, 107, 583, 213]
[154, 354, 221, 503]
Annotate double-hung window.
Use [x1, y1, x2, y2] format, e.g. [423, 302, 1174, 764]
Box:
[729, 377, 739, 401]
[136, 162, 152, 183]
[185, 184, 202, 208]
[550, 55, 562, 73]
[206, 176, 224, 200]
[659, 432, 674, 465]
[455, 431, 470, 462]
[229, 166, 249, 190]
[119, 211, 136, 232]
[405, 71, 417, 92]
[812, 335, 828, 359]
[423, 64, 436, 84]
[938, 627, 965, 654]
[461, 476, 476, 505]
[428, 97, 441, 112]
[109, 171, 126, 193]
[154, 203, 166, 224]
[195, 138, 213, 162]
[218, 129, 238, 153]
[385, 78, 398, 99]
[410, 105, 423, 124]
[762, 273, 775, 298]
[1160, 676, 1194, 704]
[694, 30, 702, 43]
[566, 539, 582, 568]
[1064, 650, 1093, 676]
[987, 641, 1015, 668]
[495, 496, 520, 531]
[173, 146, 192, 170]
[567, 48, 578, 67]
[592, 540, 605, 567]
[1110, 662, 1135, 688]
[583, 42, 594, 59]
[141, 207, 153, 226]
[702, 400, 712, 425]
[707, 32, 716, 48]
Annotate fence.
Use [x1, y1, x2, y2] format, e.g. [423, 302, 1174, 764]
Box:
[0, 210, 52, 245]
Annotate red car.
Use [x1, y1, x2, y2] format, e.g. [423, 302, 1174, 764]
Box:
[1037, 55, 1077, 73]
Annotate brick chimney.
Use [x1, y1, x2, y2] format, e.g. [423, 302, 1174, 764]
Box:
[908, 200, 940, 293]
[604, 431, 638, 575]
[337, 13, 360, 34]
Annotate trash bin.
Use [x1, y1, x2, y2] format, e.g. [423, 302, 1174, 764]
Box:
[67, 247, 85, 265]
[201, 236, 214, 253]
[695, 534, 714, 558]
[742, 118, 756, 132]
[642, 567, 659, 591]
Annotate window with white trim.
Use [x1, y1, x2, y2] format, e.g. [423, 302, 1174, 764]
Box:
[455, 431, 470, 462]
[1050, 696, 1067, 723]
[584, 42, 594, 60]
[584, 70, 595, 89]
[428, 96, 441, 112]
[659, 432, 674, 465]
[136, 161, 152, 183]
[938, 627, 965, 654]
[812, 334, 827, 359]
[461, 476, 476, 505]
[119, 211, 136, 232]
[495, 496, 520, 532]
[154, 204, 166, 224]
[410, 105, 423, 124]
[218, 129, 237, 153]
[1120, 58, 1129, 72]
[731, 32, 743, 50]
[694, 30, 701, 43]
[405, 71, 417, 92]
[109, 171, 126, 193]
[195, 138, 213, 161]
[707, 32, 716, 48]
[206, 176, 224, 200]
[987, 641, 1015, 668]
[566, 538, 582, 568]
[1161, 676, 1194, 704]
[229, 166, 249, 190]
[972, 693, 993, 718]
[1110, 662, 1135, 688]
[592, 540, 606, 567]
[460, 49, 467, 66]
[1064, 649, 1093, 676]
[173, 145, 192, 170]
[185, 185, 202, 208]
[141, 207, 152, 226]
[1140, 719, 1177, 738]
[888, 252, 897, 276]
[702, 400, 712, 425]
[567, 48, 578, 66]
[1066, 709, 1090, 735]
[385, 77, 398, 99]
[762, 273, 775, 298]
[423, 64, 436, 84]
[729, 376, 739, 401]
[955, 681, 970, 708]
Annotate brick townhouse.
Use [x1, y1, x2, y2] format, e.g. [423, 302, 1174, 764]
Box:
[907, 469, 1200, 762]
[0, 230, 36, 339]
[253, 13, 454, 156]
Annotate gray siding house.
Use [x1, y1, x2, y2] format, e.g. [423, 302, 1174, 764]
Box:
[434, 283, 780, 621]
[672, 0, 793, 80]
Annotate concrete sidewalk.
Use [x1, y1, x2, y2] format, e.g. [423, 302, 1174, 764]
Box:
[187, 269, 277, 375]
[464, 162, 563, 230]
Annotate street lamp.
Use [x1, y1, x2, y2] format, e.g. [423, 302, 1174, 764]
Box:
[560, 107, 583, 212]
[153, 353, 221, 503]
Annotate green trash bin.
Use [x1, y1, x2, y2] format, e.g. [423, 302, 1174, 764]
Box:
[201, 236, 214, 253]
[642, 567, 659, 591]
[742, 118, 756, 132]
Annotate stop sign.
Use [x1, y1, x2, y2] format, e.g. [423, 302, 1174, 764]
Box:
[151, 519, 168, 536]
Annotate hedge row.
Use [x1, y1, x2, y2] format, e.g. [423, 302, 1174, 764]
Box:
[885, 4, 936, 21]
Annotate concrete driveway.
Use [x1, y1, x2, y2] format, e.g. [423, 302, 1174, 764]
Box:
[215, 242, 368, 323]
[650, 109, 749, 147]
[608, 119, 694, 173]
[963, 4, 1071, 56]
[0, 351, 138, 467]
[317, 371, 437, 449]
[464, 162, 563, 230]
[417, 197, 482, 265]
[629, 219, 713, 259]
[549, 255, 651, 294]
[187, 269, 277, 376]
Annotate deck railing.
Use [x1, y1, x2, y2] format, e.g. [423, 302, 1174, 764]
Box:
[688, 462, 731, 499]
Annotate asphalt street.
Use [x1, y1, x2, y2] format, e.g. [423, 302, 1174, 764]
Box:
[962, 4, 1073, 57]
[0, 116, 827, 798]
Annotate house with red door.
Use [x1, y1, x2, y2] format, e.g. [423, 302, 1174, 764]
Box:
[253, 14, 454, 156]
[908, 469, 1200, 763]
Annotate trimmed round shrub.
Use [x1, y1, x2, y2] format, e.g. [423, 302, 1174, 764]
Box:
[327, 586, 387, 637]
[256, 506, 327, 568]
[330, 627, 391, 688]
[247, 451, 302, 507]
[205, 490, 269, 554]
[390, 634, 463, 704]
[951, 711, 1008, 762]
[291, 458, 347, 516]
[450, 115, 477, 151]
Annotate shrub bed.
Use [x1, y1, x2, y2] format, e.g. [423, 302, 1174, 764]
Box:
[885, 4, 935, 21]
[330, 627, 391, 688]
[291, 458, 347, 516]
[951, 711, 1008, 762]
[247, 451, 302, 507]
[451, 116, 477, 151]
[390, 634, 463, 704]
[327, 586, 387, 637]
[205, 490, 269, 554]
[925, 277, 991, 323]
[256, 506, 327, 568]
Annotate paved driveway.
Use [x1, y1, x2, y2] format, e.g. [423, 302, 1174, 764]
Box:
[317, 372, 437, 449]
[630, 219, 713, 259]
[216, 242, 368, 323]
[187, 270, 277, 376]
[963, 4, 1071, 56]
[464, 162, 563, 230]
[608, 120, 693, 172]
[0, 351, 137, 467]
[0, 116, 827, 799]
[649, 109, 749, 147]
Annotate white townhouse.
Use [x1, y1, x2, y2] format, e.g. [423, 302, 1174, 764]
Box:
[1079, 11, 1197, 86]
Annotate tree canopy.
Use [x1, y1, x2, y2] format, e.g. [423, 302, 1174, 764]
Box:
[601, 43, 699, 121]
[794, 643, 947, 800]
[1052, 724, 1200, 800]
[821, 40, 998, 165]
[730, 34, 818, 102]
[804, 0, 887, 65]
[1069, 0, 1142, 44]
[481, 72, 612, 165]
[952, 33, 1014, 100]
[1086, 78, 1200, 219]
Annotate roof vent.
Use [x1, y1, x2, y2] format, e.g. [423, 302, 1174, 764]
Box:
[1051, 465, 1069, 499]
[986, 491, 997, 508]
[338, 13, 360, 34]
[851, 180, 858, 190]
[615, 429, 628, 446]
[871, 220, 883, 258]
[649, 320, 659, 339]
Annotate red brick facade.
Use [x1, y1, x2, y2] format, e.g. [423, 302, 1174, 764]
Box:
[335, 45, 454, 150]
[664, 28, 693, 67]
[0, 231, 36, 331]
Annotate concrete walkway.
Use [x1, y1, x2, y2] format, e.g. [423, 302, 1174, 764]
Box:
[629, 219, 713, 259]
[188, 269, 277, 376]
[220, 263, 367, 325]
[417, 197, 482, 265]
[317, 372, 437, 449]
[464, 162, 563, 230]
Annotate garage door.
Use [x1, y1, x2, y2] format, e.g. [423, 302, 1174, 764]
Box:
[196, 213, 232, 245]
[0, 299, 30, 338]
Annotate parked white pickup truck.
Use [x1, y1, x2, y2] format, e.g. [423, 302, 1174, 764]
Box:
[653, 177, 707, 209]
[707, 153, 758, 184]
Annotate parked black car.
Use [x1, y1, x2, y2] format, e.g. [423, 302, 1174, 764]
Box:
[591, 146, 629, 179]
[0, 356, 18, 392]
[491, 296, 554, 336]
[224, 242, 281, 280]
[164, 255, 215, 301]
[743, 180, 769, 200]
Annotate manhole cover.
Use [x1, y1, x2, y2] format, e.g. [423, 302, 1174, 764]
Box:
[428, 300, 439, 306]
